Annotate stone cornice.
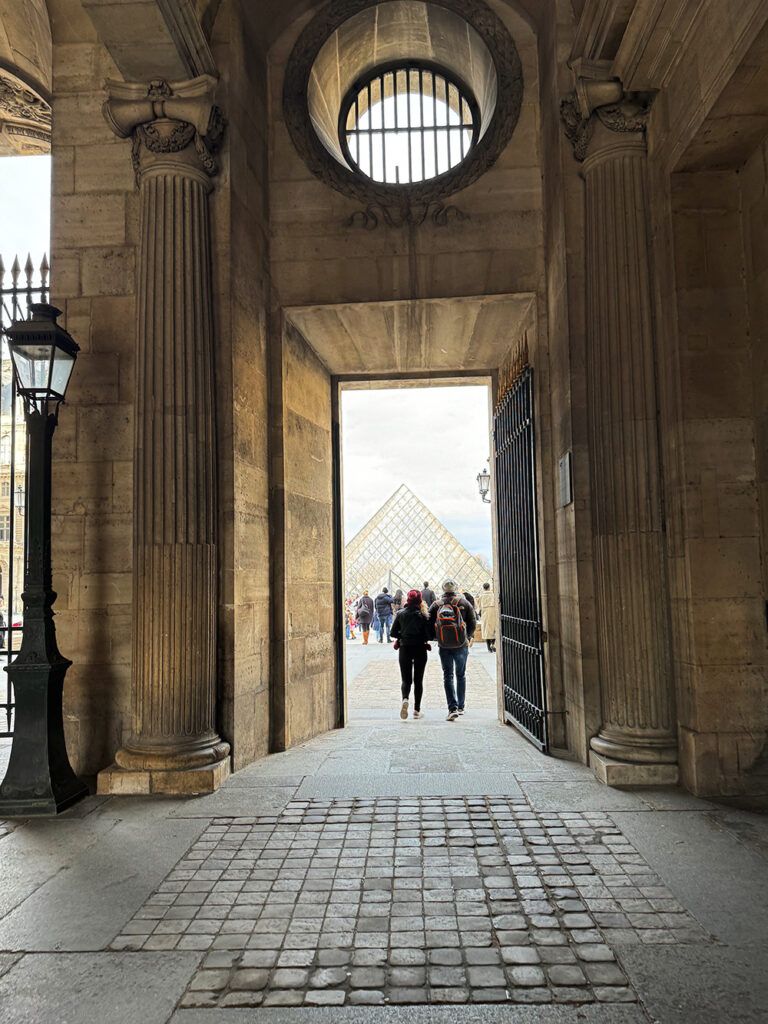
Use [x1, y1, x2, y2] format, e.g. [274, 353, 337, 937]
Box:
[103, 75, 225, 184]
[156, 0, 218, 78]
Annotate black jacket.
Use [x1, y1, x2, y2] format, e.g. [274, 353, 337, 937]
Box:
[421, 587, 436, 607]
[355, 595, 374, 625]
[374, 592, 395, 618]
[391, 606, 434, 645]
[428, 593, 477, 646]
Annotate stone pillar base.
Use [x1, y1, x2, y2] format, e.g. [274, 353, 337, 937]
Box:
[97, 758, 230, 797]
[590, 751, 679, 788]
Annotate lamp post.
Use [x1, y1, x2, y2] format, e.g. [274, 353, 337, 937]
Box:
[0, 304, 87, 815]
[477, 467, 491, 504]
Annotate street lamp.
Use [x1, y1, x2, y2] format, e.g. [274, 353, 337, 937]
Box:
[477, 467, 491, 504]
[0, 304, 87, 815]
[14, 484, 24, 516]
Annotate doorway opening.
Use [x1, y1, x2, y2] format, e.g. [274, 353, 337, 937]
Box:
[337, 379, 499, 726]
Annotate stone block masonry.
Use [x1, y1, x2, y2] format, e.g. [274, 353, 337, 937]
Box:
[113, 796, 708, 1008]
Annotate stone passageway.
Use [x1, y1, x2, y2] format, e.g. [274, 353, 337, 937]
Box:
[1, 655, 767, 1022]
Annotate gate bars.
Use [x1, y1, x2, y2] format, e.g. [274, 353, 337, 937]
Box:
[493, 366, 548, 752]
[0, 254, 48, 735]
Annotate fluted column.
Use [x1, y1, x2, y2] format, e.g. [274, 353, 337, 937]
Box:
[100, 78, 229, 787]
[562, 83, 677, 775]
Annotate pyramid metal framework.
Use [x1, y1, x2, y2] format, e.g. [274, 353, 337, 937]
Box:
[345, 484, 491, 598]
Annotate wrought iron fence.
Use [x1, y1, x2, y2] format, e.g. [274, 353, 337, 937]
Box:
[0, 253, 49, 735]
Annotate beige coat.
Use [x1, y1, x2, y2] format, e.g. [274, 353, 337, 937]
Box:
[478, 589, 497, 641]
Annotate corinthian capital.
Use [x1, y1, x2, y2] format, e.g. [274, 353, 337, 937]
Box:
[560, 68, 651, 164]
[103, 75, 225, 185]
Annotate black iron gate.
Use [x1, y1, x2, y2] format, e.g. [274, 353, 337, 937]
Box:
[493, 366, 548, 751]
[0, 254, 47, 736]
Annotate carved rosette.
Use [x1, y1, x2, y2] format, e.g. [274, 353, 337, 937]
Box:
[562, 79, 677, 768]
[104, 77, 229, 773]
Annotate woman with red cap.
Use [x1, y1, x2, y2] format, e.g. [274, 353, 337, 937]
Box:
[390, 588, 434, 719]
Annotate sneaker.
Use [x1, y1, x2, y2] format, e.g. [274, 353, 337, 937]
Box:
[458, 708, 465, 716]
[413, 710, 423, 719]
[400, 700, 409, 720]
[447, 710, 459, 721]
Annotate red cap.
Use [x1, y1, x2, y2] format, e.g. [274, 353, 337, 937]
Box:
[406, 589, 422, 605]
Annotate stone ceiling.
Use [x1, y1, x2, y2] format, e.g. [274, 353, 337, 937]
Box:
[286, 292, 534, 376]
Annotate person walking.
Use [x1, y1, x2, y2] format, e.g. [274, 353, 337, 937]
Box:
[421, 581, 436, 608]
[355, 591, 374, 645]
[478, 582, 497, 653]
[374, 587, 395, 643]
[391, 589, 433, 720]
[429, 578, 476, 721]
[392, 588, 404, 614]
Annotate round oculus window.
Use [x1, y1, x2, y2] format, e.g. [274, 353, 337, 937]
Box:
[340, 63, 480, 185]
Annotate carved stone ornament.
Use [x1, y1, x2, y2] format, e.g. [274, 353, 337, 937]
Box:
[560, 91, 592, 162]
[561, 86, 651, 163]
[0, 73, 51, 126]
[283, 0, 524, 221]
[0, 71, 51, 155]
[348, 201, 468, 230]
[103, 75, 226, 184]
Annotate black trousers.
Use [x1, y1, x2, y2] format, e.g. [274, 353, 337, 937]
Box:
[399, 644, 428, 710]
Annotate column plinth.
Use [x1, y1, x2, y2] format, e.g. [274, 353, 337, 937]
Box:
[97, 78, 229, 795]
[562, 86, 678, 781]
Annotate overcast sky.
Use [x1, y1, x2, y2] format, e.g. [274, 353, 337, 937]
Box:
[341, 385, 493, 563]
[0, 156, 51, 276]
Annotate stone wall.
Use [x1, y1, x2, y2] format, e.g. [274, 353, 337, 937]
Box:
[742, 143, 768, 685]
[642, 0, 768, 795]
[48, 0, 137, 775]
[666, 169, 766, 794]
[270, 324, 336, 750]
[211, 0, 272, 770]
[536, 0, 599, 761]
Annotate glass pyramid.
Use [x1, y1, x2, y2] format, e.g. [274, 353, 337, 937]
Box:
[344, 484, 491, 599]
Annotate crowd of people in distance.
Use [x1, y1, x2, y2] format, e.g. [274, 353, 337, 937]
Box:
[344, 580, 497, 722]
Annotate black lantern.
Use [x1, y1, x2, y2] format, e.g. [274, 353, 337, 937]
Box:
[477, 467, 491, 504]
[14, 484, 25, 516]
[0, 304, 87, 815]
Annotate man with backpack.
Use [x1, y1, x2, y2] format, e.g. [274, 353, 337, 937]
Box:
[428, 579, 477, 721]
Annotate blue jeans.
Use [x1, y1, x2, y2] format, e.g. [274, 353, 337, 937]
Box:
[377, 614, 392, 642]
[439, 646, 469, 711]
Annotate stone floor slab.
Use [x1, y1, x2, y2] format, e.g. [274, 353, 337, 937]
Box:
[171, 1003, 648, 1023]
[0, 952, 200, 1024]
[0, 817, 206, 951]
[297, 773, 525, 798]
[167, 788, 297, 818]
[521, 783, 648, 812]
[618, 944, 768, 1023]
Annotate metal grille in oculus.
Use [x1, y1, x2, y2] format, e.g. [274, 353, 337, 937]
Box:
[341, 64, 479, 185]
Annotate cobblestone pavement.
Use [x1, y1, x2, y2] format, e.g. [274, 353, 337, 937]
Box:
[1, 663, 767, 1022]
[114, 796, 706, 1009]
[347, 645, 497, 714]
